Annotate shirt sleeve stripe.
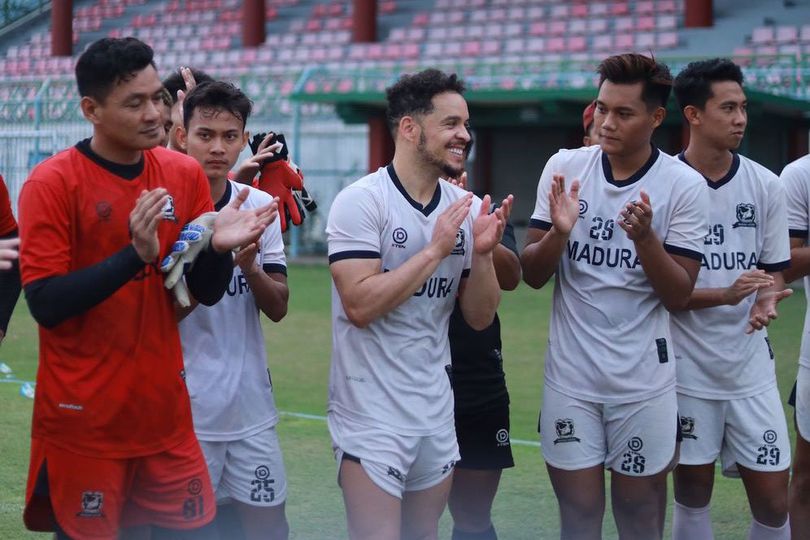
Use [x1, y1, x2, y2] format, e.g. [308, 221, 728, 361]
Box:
[663, 243, 703, 262]
[263, 263, 287, 276]
[789, 229, 808, 239]
[328, 250, 381, 264]
[529, 218, 552, 231]
[757, 260, 791, 272]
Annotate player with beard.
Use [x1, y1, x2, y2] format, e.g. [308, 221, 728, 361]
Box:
[670, 58, 792, 540]
[522, 53, 707, 540]
[325, 68, 512, 540]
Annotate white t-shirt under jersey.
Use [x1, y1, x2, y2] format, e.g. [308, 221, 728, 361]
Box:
[326, 165, 479, 436]
[783, 154, 810, 369]
[530, 145, 707, 403]
[180, 181, 287, 441]
[671, 153, 790, 399]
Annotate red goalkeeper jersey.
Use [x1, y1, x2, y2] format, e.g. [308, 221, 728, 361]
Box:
[19, 144, 213, 458]
[0, 174, 18, 235]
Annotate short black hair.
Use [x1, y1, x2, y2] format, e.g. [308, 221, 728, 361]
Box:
[597, 53, 672, 109]
[75, 37, 156, 102]
[163, 67, 214, 105]
[385, 69, 466, 136]
[182, 80, 252, 130]
[673, 58, 745, 111]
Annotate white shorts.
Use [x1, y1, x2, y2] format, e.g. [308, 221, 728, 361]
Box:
[797, 365, 810, 442]
[677, 388, 790, 476]
[328, 413, 459, 499]
[198, 426, 287, 507]
[540, 384, 679, 477]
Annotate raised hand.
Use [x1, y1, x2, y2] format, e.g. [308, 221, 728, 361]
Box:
[429, 192, 472, 258]
[129, 188, 169, 263]
[549, 174, 580, 235]
[722, 269, 775, 306]
[234, 242, 260, 276]
[473, 194, 514, 255]
[211, 188, 278, 253]
[618, 189, 653, 241]
[745, 288, 793, 334]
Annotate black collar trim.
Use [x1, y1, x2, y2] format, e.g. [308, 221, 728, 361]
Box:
[602, 144, 660, 187]
[75, 138, 144, 180]
[214, 180, 232, 211]
[386, 164, 441, 217]
[678, 151, 740, 190]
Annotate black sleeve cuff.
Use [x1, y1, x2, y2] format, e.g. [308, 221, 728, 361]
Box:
[529, 218, 552, 231]
[757, 260, 791, 272]
[263, 263, 287, 276]
[789, 229, 808, 239]
[664, 243, 704, 262]
[328, 250, 381, 264]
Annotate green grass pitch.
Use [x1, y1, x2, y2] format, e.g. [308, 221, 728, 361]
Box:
[0, 263, 805, 538]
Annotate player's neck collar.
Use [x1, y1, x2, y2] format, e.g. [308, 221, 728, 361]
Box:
[601, 143, 659, 188]
[678, 151, 740, 190]
[214, 180, 232, 211]
[386, 163, 442, 217]
[75, 138, 145, 181]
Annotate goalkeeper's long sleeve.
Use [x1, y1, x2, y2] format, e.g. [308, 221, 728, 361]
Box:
[24, 244, 145, 328]
[0, 231, 21, 334]
[184, 244, 233, 306]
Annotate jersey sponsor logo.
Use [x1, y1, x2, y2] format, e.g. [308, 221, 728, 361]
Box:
[183, 477, 205, 520]
[451, 229, 465, 256]
[249, 465, 276, 503]
[392, 227, 408, 249]
[495, 428, 511, 447]
[732, 203, 756, 229]
[680, 416, 697, 440]
[578, 199, 588, 218]
[700, 251, 757, 271]
[77, 491, 105, 518]
[620, 437, 646, 474]
[162, 195, 178, 222]
[96, 201, 112, 222]
[413, 276, 455, 298]
[553, 418, 580, 444]
[566, 240, 641, 269]
[756, 429, 781, 467]
[387, 466, 405, 483]
[226, 273, 252, 296]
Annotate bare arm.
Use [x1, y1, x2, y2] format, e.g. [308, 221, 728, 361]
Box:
[332, 194, 473, 328]
[235, 241, 288, 322]
[784, 237, 810, 283]
[494, 242, 520, 291]
[682, 269, 774, 310]
[745, 271, 792, 333]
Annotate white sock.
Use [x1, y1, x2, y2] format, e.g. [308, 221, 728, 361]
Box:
[748, 517, 790, 540]
[672, 501, 713, 540]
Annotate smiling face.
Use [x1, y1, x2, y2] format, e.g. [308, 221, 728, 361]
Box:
[181, 106, 248, 183]
[595, 80, 664, 158]
[82, 64, 165, 162]
[692, 81, 747, 151]
[412, 91, 471, 179]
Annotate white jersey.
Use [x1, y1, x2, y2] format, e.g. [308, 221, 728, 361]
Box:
[783, 154, 810, 369]
[671, 153, 789, 399]
[530, 145, 707, 403]
[326, 165, 479, 436]
[180, 181, 287, 441]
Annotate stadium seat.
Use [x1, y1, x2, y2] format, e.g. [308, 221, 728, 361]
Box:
[752, 26, 775, 45]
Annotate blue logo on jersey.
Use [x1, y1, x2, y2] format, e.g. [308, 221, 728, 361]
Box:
[578, 199, 588, 218]
[392, 227, 408, 249]
[451, 229, 465, 255]
[732, 203, 756, 228]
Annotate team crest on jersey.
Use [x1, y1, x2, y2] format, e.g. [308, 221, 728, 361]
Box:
[96, 201, 112, 222]
[451, 229, 465, 255]
[392, 227, 408, 248]
[77, 491, 104, 518]
[553, 418, 580, 444]
[732, 203, 756, 228]
[680, 416, 697, 440]
[161, 195, 178, 222]
[578, 199, 588, 218]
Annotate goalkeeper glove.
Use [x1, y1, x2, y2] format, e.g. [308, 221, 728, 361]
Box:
[256, 159, 305, 233]
[160, 212, 217, 306]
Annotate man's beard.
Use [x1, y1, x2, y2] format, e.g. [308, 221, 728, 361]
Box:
[417, 132, 464, 179]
